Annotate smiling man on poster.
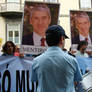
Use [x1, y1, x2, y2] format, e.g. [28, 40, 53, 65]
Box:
[22, 4, 51, 46]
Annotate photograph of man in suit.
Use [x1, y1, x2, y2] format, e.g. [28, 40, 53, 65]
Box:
[71, 11, 92, 45]
[22, 4, 51, 46]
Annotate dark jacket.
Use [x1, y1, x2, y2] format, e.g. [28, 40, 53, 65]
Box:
[22, 33, 34, 45]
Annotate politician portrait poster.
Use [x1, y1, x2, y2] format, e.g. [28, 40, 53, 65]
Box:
[70, 10, 92, 51]
[21, 1, 60, 54]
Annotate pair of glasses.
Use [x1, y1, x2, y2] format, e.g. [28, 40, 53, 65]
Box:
[7, 45, 13, 48]
[82, 48, 86, 51]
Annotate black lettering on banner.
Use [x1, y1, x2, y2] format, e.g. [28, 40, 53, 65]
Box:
[16, 70, 25, 92]
[27, 70, 34, 92]
[2, 70, 11, 92]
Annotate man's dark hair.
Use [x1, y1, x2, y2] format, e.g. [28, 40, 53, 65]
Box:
[46, 25, 68, 46]
[77, 40, 88, 50]
[46, 33, 62, 46]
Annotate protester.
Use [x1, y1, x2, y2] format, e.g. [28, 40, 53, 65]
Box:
[68, 47, 76, 57]
[2, 41, 24, 58]
[31, 25, 82, 92]
[14, 45, 20, 56]
[74, 40, 89, 57]
[2, 41, 15, 56]
[62, 48, 68, 53]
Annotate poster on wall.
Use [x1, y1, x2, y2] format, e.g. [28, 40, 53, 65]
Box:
[21, 1, 60, 55]
[70, 10, 92, 51]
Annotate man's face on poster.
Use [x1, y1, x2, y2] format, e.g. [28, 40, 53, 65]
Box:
[30, 10, 51, 37]
[76, 17, 90, 36]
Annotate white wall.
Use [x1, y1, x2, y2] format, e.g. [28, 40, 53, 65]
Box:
[0, 17, 6, 45]
[58, 0, 79, 50]
[0, 0, 5, 3]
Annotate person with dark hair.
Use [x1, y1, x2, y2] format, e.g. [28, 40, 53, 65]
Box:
[14, 45, 20, 56]
[31, 25, 82, 92]
[74, 40, 89, 57]
[22, 4, 51, 46]
[2, 41, 15, 56]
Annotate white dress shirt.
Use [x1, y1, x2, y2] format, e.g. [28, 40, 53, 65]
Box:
[33, 32, 47, 46]
[74, 50, 89, 57]
[79, 34, 91, 44]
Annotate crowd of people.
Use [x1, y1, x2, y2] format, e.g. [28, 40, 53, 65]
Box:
[0, 2, 92, 92]
[0, 25, 92, 92]
[0, 40, 92, 58]
[0, 41, 24, 57]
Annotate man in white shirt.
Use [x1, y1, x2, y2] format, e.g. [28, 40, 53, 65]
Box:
[22, 4, 51, 46]
[72, 11, 92, 45]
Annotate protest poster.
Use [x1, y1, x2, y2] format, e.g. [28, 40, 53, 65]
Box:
[70, 10, 92, 51]
[21, 1, 60, 55]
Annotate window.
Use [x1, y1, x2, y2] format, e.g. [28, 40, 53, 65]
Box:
[7, 23, 20, 45]
[7, 0, 20, 3]
[45, 0, 58, 3]
[80, 0, 91, 8]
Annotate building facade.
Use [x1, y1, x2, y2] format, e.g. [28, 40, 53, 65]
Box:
[0, 0, 91, 50]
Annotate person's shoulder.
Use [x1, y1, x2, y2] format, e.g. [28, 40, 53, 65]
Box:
[84, 53, 89, 57]
[64, 52, 77, 63]
[32, 54, 44, 67]
[34, 53, 45, 61]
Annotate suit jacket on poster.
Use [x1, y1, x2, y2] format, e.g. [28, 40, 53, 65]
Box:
[72, 34, 92, 44]
[22, 33, 34, 45]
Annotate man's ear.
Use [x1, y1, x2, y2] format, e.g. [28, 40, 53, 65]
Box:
[59, 37, 63, 44]
[60, 36, 65, 44]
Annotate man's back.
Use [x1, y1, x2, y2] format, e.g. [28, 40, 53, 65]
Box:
[32, 46, 82, 92]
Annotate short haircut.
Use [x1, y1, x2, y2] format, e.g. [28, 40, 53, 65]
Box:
[30, 4, 51, 19]
[46, 25, 68, 46]
[77, 40, 88, 50]
[2, 41, 15, 54]
[46, 33, 62, 46]
[75, 11, 90, 24]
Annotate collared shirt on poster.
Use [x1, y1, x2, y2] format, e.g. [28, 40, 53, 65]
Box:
[79, 34, 91, 44]
[33, 32, 47, 46]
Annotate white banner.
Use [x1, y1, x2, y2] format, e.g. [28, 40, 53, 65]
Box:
[0, 56, 36, 92]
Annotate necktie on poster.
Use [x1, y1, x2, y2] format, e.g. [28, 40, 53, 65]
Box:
[85, 38, 88, 42]
[41, 38, 46, 46]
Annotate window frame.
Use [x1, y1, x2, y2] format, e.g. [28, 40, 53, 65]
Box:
[7, 23, 21, 45]
[79, 0, 92, 9]
[6, 0, 20, 3]
[44, 0, 58, 3]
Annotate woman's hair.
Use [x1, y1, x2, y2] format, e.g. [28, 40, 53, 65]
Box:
[2, 41, 15, 54]
[77, 40, 88, 50]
